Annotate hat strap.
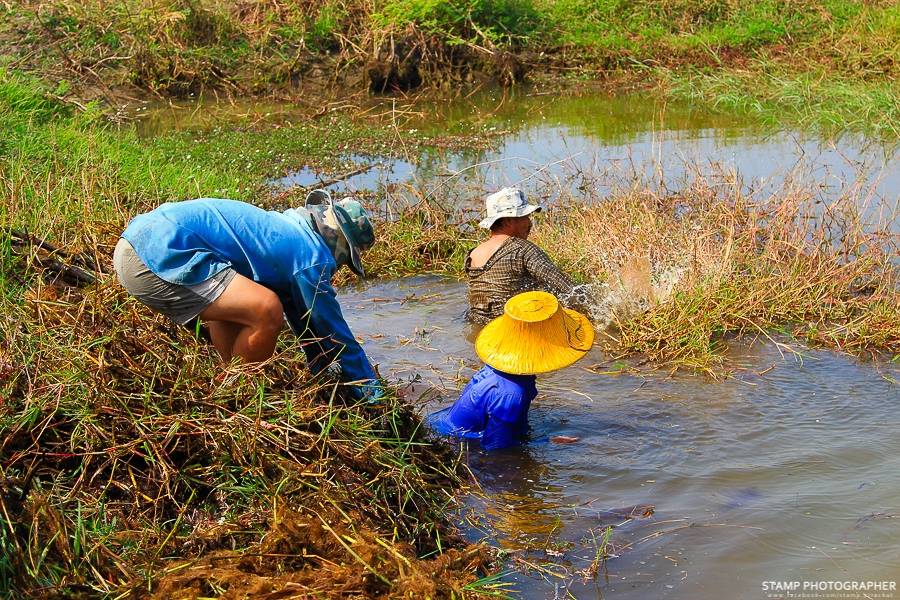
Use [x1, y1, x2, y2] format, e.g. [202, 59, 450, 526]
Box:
[308, 212, 323, 237]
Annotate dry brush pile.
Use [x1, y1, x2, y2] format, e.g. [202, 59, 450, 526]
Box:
[0, 234, 490, 598]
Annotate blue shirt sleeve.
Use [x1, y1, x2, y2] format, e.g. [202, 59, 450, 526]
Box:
[284, 264, 380, 399]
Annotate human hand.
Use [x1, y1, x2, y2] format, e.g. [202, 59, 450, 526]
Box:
[354, 380, 384, 404]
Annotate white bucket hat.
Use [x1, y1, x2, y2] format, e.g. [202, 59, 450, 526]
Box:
[478, 187, 543, 229]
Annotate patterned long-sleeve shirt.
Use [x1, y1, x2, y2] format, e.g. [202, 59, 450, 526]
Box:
[465, 237, 575, 324]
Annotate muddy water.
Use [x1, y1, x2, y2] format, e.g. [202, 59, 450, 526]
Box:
[271, 90, 897, 227]
[137, 89, 899, 594]
[342, 276, 900, 599]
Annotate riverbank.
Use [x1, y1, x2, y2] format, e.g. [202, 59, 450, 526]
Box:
[2, 0, 898, 136]
[0, 266, 491, 597]
[0, 74, 501, 598]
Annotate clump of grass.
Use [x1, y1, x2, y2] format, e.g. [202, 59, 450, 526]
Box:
[0, 236, 489, 597]
[362, 199, 477, 279]
[374, 0, 543, 47]
[665, 66, 900, 138]
[531, 173, 899, 374]
[5, 0, 538, 96]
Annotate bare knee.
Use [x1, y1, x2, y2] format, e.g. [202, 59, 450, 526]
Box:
[235, 292, 283, 362]
[253, 293, 284, 334]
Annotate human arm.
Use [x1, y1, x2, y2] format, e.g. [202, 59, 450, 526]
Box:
[284, 265, 381, 400]
[522, 242, 575, 298]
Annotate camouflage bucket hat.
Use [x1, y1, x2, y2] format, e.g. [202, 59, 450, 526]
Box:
[305, 190, 375, 278]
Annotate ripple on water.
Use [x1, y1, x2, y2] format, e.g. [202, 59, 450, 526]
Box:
[342, 278, 900, 599]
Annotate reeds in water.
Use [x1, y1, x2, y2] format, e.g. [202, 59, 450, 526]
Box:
[372, 163, 898, 375]
[536, 172, 898, 373]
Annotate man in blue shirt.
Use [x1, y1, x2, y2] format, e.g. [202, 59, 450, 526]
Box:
[112, 191, 380, 399]
[429, 291, 594, 450]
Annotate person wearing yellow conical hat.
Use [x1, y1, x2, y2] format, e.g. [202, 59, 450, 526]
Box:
[428, 290, 594, 450]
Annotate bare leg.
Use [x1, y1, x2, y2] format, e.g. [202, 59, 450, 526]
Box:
[199, 273, 284, 363]
[206, 321, 242, 361]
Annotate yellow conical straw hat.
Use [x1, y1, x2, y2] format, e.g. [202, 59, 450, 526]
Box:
[475, 291, 594, 375]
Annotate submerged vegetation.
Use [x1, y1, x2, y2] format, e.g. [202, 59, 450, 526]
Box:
[1, 0, 898, 133]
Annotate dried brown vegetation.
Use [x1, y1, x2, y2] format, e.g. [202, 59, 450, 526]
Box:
[366, 171, 899, 374]
[535, 176, 899, 372]
[0, 237, 491, 597]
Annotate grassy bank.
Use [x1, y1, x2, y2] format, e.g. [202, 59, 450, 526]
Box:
[1, 1, 897, 135]
[0, 274, 489, 597]
[0, 74, 502, 598]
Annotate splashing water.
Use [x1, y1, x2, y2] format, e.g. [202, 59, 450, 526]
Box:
[560, 262, 689, 330]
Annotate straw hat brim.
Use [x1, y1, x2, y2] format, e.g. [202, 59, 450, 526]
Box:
[475, 307, 595, 375]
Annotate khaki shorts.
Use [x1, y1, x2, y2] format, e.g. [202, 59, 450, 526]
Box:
[113, 238, 236, 325]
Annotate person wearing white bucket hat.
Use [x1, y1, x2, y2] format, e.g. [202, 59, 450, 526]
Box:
[466, 187, 576, 324]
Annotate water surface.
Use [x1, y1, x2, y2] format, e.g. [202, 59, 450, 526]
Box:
[136, 89, 898, 229]
[135, 88, 900, 596]
[342, 276, 900, 599]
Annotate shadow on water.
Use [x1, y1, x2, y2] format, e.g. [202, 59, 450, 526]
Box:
[342, 276, 900, 599]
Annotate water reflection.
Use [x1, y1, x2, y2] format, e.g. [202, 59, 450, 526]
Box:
[466, 446, 567, 551]
[132, 89, 899, 224]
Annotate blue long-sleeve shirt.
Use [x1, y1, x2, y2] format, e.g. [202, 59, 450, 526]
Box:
[122, 198, 378, 393]
[428, 365, 537, 450]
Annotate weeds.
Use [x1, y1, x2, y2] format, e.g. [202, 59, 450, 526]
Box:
[0, 72, 497, 598]
[2, 1, 897, 133]
[0, 241, 488, 597]
[370, 169, 899, 374]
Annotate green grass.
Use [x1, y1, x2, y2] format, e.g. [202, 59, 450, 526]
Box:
[666, 66, 900, 138]
[0, 70, 404, 240]
[2, 1, 897, 134]
[374, 0, 543, 45]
